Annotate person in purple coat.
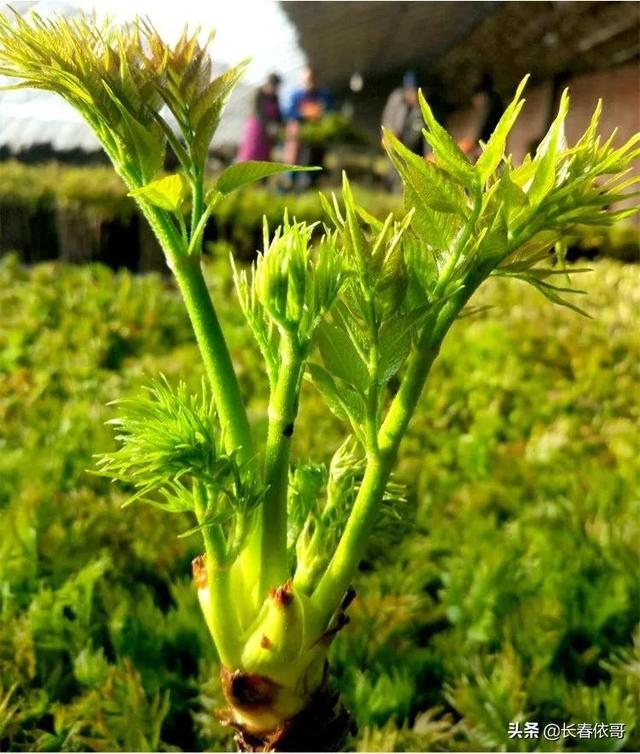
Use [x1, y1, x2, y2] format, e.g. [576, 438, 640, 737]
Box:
[237, 73, 283, 162]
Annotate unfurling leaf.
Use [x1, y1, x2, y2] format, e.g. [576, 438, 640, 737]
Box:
[130, 173, 188, 212]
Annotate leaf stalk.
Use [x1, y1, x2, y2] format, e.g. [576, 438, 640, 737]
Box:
[171, 254, 253, 463]
[257, 335, 304, 596]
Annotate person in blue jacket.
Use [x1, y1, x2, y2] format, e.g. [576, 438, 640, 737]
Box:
[283, 68, 333, 189]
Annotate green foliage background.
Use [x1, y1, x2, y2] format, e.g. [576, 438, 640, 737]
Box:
[0, 162, 401, 263]
[0, 161, 637, 265]
[0, 252, 638, 751]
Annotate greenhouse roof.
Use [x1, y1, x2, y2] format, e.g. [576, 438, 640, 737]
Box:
[282, 1, 640, 103]
[0, 82, 252, 154]
[0, 1, 253, 155]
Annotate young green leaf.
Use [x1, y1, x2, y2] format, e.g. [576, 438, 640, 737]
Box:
[306, 363, 367, 434]
[341, 172, 373, 282]
[509, 274, 591, 317]
[94, 378, 250, 517]
[476, 75, 529, 184]
[496, 163, 528, 215]
[129, 173, 188, 212]
[190, 60, 250, 131]
[316, 321, 369, 394]
[332, 301, 371, 362]
[306, 363, 349, 422]
[528, 89, 569, 206]
[101, 81, 166, 184]
[382, 128, 467, 217]
[377, 314, 422, 384]
[190, 60, 251, 166]
[216, 161, 320, 196]
[418, 90, 477, 189]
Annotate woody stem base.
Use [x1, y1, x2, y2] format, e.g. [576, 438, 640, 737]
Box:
[220, 667, 355, 753]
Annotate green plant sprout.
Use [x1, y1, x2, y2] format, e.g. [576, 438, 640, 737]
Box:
[1, 10, 638, 752]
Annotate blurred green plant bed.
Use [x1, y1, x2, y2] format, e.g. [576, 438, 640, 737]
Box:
[297, 113, 370, 146]
[1, 252, 638, 752]
[0, 161, 399, 266]
[0, 161, 637, 267]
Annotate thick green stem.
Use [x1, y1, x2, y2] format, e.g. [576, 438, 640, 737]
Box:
[134, 202, 252, 462]
[188, 201, 216, 256]
[205, 563, 241, 668]
[189, 168, 205, 254]
[310, 451, 392, 632]
[377, 306, 453, 458]
[191, 171, 204, 232]
[194, 483, 242, 668]
[194, 482, 227, 564]
[257, 336, 303, 595]
[171, 253, 253, 463]
[365, 296, 380, 454]
[137, 202, 184, 265]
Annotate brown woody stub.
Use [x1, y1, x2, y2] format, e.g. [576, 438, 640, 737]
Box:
[341, 585, 356, 611]
[314, 612, 349, 647]
[225, 666, 355, 752]
[222, 667, 280, 710]
[312, 588, 356, 649]
[192, 554, 207, 589]
[268, 579, 293, 607]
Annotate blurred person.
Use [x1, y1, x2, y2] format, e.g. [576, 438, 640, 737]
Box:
[237, 73, 283, 162]
[382, 70, 425, 191]
[283, 67, 333, 188]
[382, 70, 424, 155]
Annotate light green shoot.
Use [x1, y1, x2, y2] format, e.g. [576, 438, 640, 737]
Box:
[1, 10, 637, 749]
